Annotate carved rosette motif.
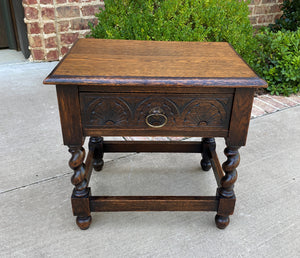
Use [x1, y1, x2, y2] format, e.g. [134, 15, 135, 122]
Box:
[181, 99, 227, 127]
[81, 94, 232, 129]
[85, 97, 131, 127]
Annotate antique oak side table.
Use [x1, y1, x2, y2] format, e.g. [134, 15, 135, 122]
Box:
[44, 39, 267, 230]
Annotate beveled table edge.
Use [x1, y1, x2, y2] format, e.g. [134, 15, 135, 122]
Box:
[44, 75, 267, 88]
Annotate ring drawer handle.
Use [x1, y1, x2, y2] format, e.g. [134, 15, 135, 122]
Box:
[145, 108, 168, 128]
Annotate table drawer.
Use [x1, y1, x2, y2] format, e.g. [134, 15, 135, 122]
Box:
[80, 93, 233, 135]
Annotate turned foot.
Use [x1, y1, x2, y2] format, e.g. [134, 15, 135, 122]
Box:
[200, 159, 211, 171]
[93, 159, 104, 171]
[200, 138, 215, 171]
[76, 216, 92, 230]
[215, 214, 230, 229]
[89, 137, 104, 171]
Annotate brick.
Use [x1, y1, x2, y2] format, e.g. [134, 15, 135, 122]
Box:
[42, 7, 55, 20]
[44, 22, 56, 34]
[262, 0, 276, 3]
[70, 18, 91, 30]
[124, 137, 170, 141]
[248, 6, 254, 15]
[29, 22, 40, 34]
[250, 0, 261, 4]
[61, 46, 70, 56]
[81, 0, 102, 2]
[270, 4, 282, 13]
[46, 50, 59, 61]
[68, 0, 80, 2]
[288, 96, 300, 104]
[56, 0, 67, 3]
[23, 0, 38, 4]
[270, 95, 298, 107]
[258, 95, 287, 109]
[40, 0, 53, 4]
[253, 25, 262, 30]
[254, 4, 281, 15]
[249, 16, 257, 25]
[29, 35, 42, 48]
[81, 30, 91, 38]
[45, 37, 57, 48]
[58, 21, 70, 32]
[255, 6, 270, 15]
[24, 7, 39, 20]
[32, 49, 45, 61]
[257, 14, 275, 24]
[57, 6, 80, 18]
[251, 105, 267, 118]
[274, 13, 282, 20]
[253, 98, 278, 113]
[61, 33, 79, 44]
[81, 5, 101, 16]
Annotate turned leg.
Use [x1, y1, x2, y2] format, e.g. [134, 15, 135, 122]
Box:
[89, 137, 104, 171]
[200, 137, 215, 171]
[215, 146, 240, 229]
[69, 146, 92, 230]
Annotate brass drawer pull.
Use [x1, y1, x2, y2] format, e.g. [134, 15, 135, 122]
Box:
[145, 108, 167, 128]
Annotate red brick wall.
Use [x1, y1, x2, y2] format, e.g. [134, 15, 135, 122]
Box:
[248, 0, 283, 28]
[22, 0, 283, 61]
[23, 0, 103, 61]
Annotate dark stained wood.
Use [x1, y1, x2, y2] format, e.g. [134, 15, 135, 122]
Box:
[69, 146, 88, 198]
[45, 39, 267, 230]
[226, 88, 255, 146]
[80, 93, 233, 133]
[219, 146, 240, 199]
[217, 196, 236, 216]
[56, 85, 84, 146]
[89, 137, 104, 171]
[79, 85, 235, 94]
[71, 188, 91, 217]
[90, 196, 218, 212]
[200, 138, 214, 171]
[75, 216, 92, 230]
[69, 146, 92, 229]
[84, 128, 228, 138]
[71, 187, 92, 230]
[210, 148, 224, 187]
[46, 75, 266, 88]
[215, 146, 240, 229]
[44, 39, 267, 88]
[102, 141, 203, 153]
[84, 149, 94, 184]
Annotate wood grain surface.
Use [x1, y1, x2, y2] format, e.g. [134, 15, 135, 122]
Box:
[44, 39, 267, 88]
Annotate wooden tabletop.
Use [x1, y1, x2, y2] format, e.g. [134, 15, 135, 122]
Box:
[44, 39, 267, 88]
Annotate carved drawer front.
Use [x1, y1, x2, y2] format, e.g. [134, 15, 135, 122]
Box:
[80, 93, 233, 132]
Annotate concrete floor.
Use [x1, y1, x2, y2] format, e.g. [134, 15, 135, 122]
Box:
[0, 49, 27, 65]
[0, 61, 299, 257]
